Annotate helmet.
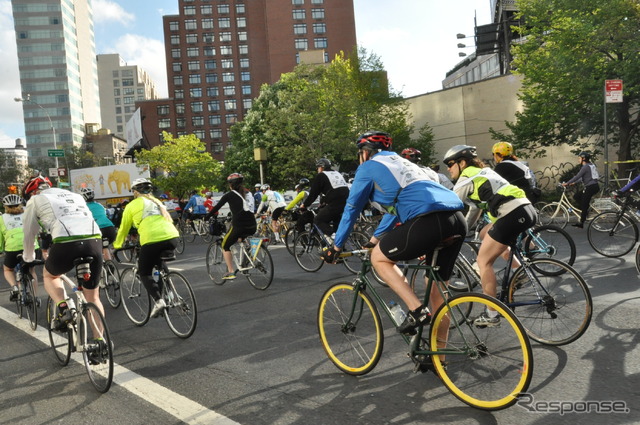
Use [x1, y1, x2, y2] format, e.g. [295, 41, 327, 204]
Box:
[578, 151, 592, 160]
[261, 183, 270, 191]
[159, 194, 168, 199]
[2, 194, 23, 207]
[295, 178, 310, 191]
[80, 187, 95, 201]
[22, 175, 52, 199]
[492, 142, 514, 157]
[443, 145, 477, 166]
[254, 183, 261, 189]
[315, 158, 332, 169]
[401, 147, 422, 163]
[227, 173, 244, 184]
[356, 131, 393, 151]
[131, 178, 153, 194]
[205, 191, 212, 197]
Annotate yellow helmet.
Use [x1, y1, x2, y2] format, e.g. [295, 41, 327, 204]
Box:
[492, 142, 514, 157]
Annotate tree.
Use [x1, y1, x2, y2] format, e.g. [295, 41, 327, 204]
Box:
[490, 0, 640, 175]
[394, 122, 437, 166]
[0, 151, 27, 198]
[135, 132, 221, 199]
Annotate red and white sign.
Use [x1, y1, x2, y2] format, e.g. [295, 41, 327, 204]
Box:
[605, 79, 623, 103]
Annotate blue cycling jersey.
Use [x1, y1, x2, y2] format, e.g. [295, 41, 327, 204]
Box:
[184, 194, 207, 215]
[333, 151, 463, 248]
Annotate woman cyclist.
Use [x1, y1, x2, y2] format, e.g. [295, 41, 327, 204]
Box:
[562, 151, 599, 228]
[113, 178, 179, 318]
[205, 173, 257, 280]
[444, 145, 537, 327]
[80, 187, 117, 261]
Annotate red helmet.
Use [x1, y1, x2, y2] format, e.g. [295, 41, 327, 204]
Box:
[356, 131, 392, 151]
[401, 148, 422, 163]
[227, 173, 244, 184]
[22, 175, 52, 199]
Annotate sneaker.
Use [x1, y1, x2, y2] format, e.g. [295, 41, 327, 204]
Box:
[571, 223, 583, 229]
[150, 298, 167, 318]
[474, 312, 501, 328]
[397, 307, 431, 335]
[52, 308, 73, 332]
[9, 286, 19, 302]
[222, 272, 237, 280]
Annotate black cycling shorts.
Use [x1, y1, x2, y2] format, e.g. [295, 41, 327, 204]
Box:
[271, 207, 285, 221]
[46, 238, 103, 289]
[222, 223, 257, 251]
[100, 226, 117, 245]
[138, 238, 179, 277]
[488, 204, 537, 246]
[378, 210, 467, 280]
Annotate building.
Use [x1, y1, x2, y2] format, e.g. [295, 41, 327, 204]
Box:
[138, 0, 357, 160]
[84, 127, 129, 165]
[97, 54, 160, 139]
[11, 0, 101, 165]
[1, 138, 29, 188]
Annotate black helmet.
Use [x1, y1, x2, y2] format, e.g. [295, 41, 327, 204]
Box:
[315, 158, 332, 169]
[443, 145, 477, 166]
[356, 131, 392, 151]
[295, 178, 310, 191]
[578, 151, 592, 160]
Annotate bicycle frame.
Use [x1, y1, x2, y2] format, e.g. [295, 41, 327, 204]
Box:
[232, 237, 268, 272]
[59, 274, 104, 353]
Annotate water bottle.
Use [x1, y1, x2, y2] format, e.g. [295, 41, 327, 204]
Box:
[153, 269, 160, 282]
[389, 301, 406, 325]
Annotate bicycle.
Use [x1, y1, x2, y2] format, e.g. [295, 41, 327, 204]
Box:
[45, 257, 114, 393]
[255, 214, 276, 244]
[587, 190, 639, 257]
[538, 184, 619, 228]
[179, 215, 212, 243]
[317, 244, 533, 410]
[116, 246, 198, 338]
[99, 238, 121, 309]
[206, 223, 274, 290]
[444, 230, 592, 346]
[14, 257, 45, 330]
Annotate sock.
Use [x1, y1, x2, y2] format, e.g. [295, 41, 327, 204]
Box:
[487, 309, 499, 318]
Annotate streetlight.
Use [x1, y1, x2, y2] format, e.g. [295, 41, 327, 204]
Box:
[14, 94, 59, 170]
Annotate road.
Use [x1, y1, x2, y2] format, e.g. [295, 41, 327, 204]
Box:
[2, 227, 640, 424]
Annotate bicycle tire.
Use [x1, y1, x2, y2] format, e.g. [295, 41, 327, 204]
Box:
[523, 225, 576, 274]
[317, 283, 384, 376]
[102, 260, 122, 309]
[163, 271, 198, 338]
[206, 241, 227, 285]
[79, 302, 114, 393]
[46, 296, 72, 366]
[120, 267, 151, 326]
[430, 293, 533, 410]
[23, 274, 38, 330]
[198, 220, 213, 243]
[342, 231, 370, 274]
[181, 221, 197, 243]
[587, 211, 638, 257]
[284, 226, 297, 256]
[508, 258, 592, 346]
[245, 246, 274, 290]
[293, 231, 324, 272]
[175, 229, 185, 255]
[538, 202, 569, 228]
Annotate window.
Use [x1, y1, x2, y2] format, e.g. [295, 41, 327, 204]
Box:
[241, 71, 250, 81]
[185, 19, 197, 30]
[203, 33, 214, 43]
[187, 60, 200, 71]
[313, 23, 326, 34]
[207, 87, 219, 97]
[295, 38, 308, 50]
[208, 100, 220, 111]
[242, 85, 252, 95]
[238, 45, 249, 55]
[125, 106, 134, 113]
[123, 96, 134, 104]
[292, 0, 304, 4]
[112, 70, 119, 77]
[175, 103, 185, 114]
[209, 115, 221, 125]
[292, 10, 306, 20]
[205, 73, 218, 83]
[114, 98, 121, 105]
[113, 88, 120, 96]
[190, 88, 202, 98]
[113, 80, 119, 87]
[211, 131, 223, 140]
[192, 105, 205, 117]
[223, 86, 236, 96]
[311, 8, 325, 19]
[173, 75, 183, 86]
[294, 24, 307, 35]
[115, 106, 122, 114]
[236, 17, 246, 28]
[174, 89, 184, 99]
[157, 105, 170, 115]
[239, 58, 249, 68]
[204, 60, 217, 70]
[201, 5, 212, 14]
[222, 72, 235, 82]
[218, 4, 230, 14]
[124, 87, 134, 95]
[221, 59, 234, 69]
[184, 5, 196, 15]
[122, 78, 134, 86]
[220, 45, 233, 55]
[176, 118, 186, 129]
[237, 31, 247, 41]
[218, 18, 230, 28]
[194, 130, 205, 140]
[189, 74, 201, 84]
[169, 21, 179, 31]
[314, 37, 327, 49]
[224, 99, 237, 110]
[311, 0, 324, 3]
[226, 114, 237, 124]
[187, 47, 199, 57]
[158, 118, 171, 129]
[220, 32, 232, 42]
[186, 33, 198, 44]
[236, 4, 245, 14]
[243, 98, 253, 109]
[192, 116, 203, 127]
[171, 49, 181, 59]
[172, 62, 182, 72]
[204, 46, 216, 56]
[202, 18, 214, 29]
[170, 35, 180, 45]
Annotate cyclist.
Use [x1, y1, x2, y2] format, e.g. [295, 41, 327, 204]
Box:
[562, 151, 600, 228]
[183, 190, 207, 225]
[21, 175, 103, 331]
[0, 194, 40, 302]
[205, 173, 256, 280]
[204, 192, 215, 212]
[113, 178, 179, 318]
[286, 178, 312, 232]
[256, 183, 287, 244]
[80, 187, 117, 261]
[300, 158, 349, 242]
[401, 147, 453, 189]
[322, 131, 466, 337]
[492, 142, 541, 203]
[253, 183, 263, 213]
[444, 145, 536, 326]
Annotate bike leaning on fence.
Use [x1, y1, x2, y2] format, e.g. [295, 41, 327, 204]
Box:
[587, 189, 640, 257]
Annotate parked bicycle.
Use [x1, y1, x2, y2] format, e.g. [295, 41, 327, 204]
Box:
[587, 190, 639, 257]
[115, 246, 198, 338]
[14, 257, 45, 330]
[317, 245, 533, 410]
[538, 184, 618, 228]
[45, 257, 114, 393]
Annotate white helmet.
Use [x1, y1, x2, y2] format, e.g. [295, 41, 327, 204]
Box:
[80, 187, 94, 201]
[131, 178, 153, 194]
[2, 194, 23, 206]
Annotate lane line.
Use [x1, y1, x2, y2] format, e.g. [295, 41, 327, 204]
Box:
[0, 306, 239, 425]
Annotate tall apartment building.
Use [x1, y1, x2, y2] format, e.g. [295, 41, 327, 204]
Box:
[12, 0, 101, 163]
[138, 0, 356, 160]
[97, 54, 160, 139]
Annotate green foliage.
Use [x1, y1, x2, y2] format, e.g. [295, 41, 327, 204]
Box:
[0, 150, 27, 198]
[135, 132, 221, 199]
[393, 122, 437, 165]
[63, 145, 98, 170]
[490, 0, 640, 173]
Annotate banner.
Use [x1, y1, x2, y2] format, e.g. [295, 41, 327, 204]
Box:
[125, 108, 143, 149]
[69, 163, 150, 199]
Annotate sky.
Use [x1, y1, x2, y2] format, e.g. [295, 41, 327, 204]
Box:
[0, 0, 492, 148]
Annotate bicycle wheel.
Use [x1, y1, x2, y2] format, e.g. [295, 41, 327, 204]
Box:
[245, 247, 274, 290]
[284, 226, 297, 255]
[120, 267, 151, 326]
[430, 293, 533, 410]
[206, 242, 227, 285]
[587, 211, 638, 257]
[538, 202, 569, 228]
[175, 229, 185, 255]
[79, 302, 114, 393]
[163, 272, 198, 338]
[101, 260, 121, 309]
[46, 296, 72, 366]
[342, 231, 370, 274]
[198, 220, 213, 243]
[317, 283, 384, 375]
[22, 275, 38, 330]
[181, 221, 197, 243]
[293, 231, 324, 272]
[523, 225, 576, 274]
[508, 258, 592, 345]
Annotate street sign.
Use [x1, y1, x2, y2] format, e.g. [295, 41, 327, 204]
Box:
[57, 167, 67, 177]
[49, 168, 58, 177]
[605, 79, 623, 103]
[48, 149, 64, 157]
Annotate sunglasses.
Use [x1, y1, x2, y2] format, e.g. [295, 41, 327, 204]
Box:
[446, 161, 457, 168]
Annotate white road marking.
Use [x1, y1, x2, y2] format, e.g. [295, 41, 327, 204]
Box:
[0, 306, 239, 425]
